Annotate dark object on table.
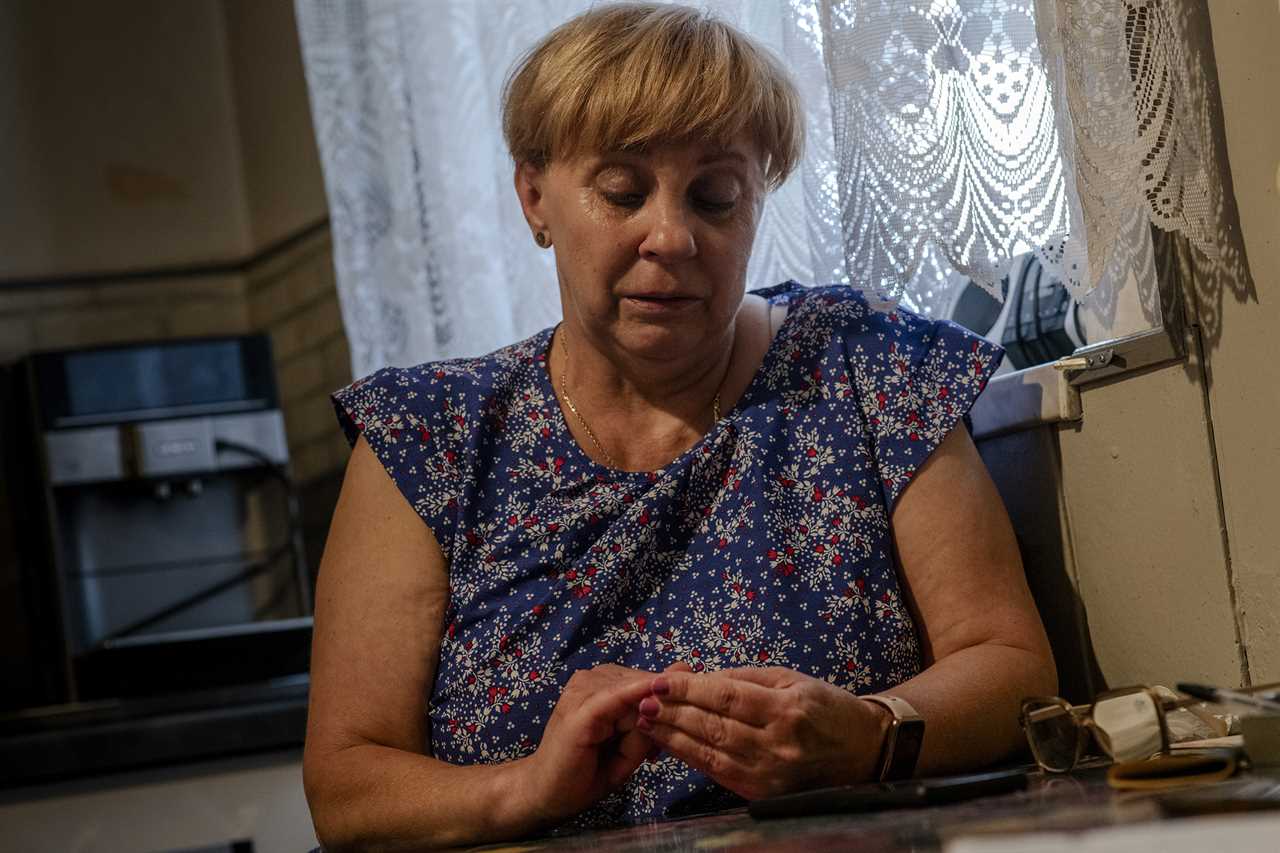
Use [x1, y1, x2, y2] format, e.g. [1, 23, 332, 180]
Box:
[748, 766, 1030, 820]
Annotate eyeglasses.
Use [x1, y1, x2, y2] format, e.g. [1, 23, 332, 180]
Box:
[1019, 686, 1192, 773]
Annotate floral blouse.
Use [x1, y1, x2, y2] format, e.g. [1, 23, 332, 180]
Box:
[331, 282, 1003, 827]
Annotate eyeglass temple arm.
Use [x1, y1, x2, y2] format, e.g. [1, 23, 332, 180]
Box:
[1023, 703, 1091, 724]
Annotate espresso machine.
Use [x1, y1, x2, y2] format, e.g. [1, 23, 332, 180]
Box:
[6, 335, 312, 706]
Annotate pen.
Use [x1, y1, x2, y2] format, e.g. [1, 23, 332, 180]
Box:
[1177, 682, 1280, 714]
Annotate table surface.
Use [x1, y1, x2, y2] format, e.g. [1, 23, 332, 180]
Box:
[466, 767, 1280, 853]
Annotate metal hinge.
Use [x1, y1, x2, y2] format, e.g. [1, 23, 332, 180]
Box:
[1053, 347, 1115, 374]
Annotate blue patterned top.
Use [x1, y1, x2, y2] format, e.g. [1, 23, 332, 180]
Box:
[331, 283, 1002, 827]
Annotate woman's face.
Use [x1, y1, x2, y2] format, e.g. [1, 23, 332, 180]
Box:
[518, 136, 766, 364]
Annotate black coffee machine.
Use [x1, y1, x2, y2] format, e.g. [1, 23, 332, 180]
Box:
[2, 335, 312, 708]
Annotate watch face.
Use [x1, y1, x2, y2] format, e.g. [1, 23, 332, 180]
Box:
[887, 719, 926, 780]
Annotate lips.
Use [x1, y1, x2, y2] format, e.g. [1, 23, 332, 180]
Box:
[623, 293, 699, 305]
[623, 294, 699, 314]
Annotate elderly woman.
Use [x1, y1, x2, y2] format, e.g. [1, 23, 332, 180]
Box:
[304, 3, 1055, 849]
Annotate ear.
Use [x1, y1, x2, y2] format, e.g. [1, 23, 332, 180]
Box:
[513, 161, 549, 236]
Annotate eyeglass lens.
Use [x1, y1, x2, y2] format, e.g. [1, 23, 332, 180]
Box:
[1023, 700, 1080, 772]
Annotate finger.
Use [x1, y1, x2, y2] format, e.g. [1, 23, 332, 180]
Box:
[578, 677, 664, 744]
[603, 728, 653, 788]
[720, 666, 801, 688]
[638, 718, 757, 799]
[641, 695, 762, 759]
[652, 672, 776, 728]
[664, 661, 694, 674]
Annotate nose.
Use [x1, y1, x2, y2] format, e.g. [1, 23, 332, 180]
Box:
[638, 195, 697, 263]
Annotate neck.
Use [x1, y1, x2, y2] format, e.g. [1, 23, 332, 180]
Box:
[553, 317, 738, 469]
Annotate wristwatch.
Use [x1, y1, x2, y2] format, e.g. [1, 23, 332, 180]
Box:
[862, 694, 925, 781]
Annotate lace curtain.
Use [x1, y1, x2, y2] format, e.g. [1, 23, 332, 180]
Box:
[295, 0, 1245, 376]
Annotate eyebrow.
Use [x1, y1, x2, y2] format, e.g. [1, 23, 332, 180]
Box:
[697, 151, 748, 166]
[597, 149, 748, 166]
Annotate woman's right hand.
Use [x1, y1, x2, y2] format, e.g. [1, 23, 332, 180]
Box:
[510, 663, 663, 827]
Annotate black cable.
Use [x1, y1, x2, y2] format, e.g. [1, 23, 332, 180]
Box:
[215, 438, 311, 616]
[92, 441, 309, 646]
[215, 439, 291, 488]
[98, 549, 289, 644]
[68, 546, 291, 580]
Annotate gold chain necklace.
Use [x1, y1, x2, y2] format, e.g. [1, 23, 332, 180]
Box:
[558, 330, 722, 470]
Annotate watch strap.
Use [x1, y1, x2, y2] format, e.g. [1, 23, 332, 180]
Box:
[862, 694, 924, 781]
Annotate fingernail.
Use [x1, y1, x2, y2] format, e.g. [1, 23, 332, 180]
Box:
[652, 677, 670, 696]
[639, 697, 660, 717]
[636, 716, 653, 732]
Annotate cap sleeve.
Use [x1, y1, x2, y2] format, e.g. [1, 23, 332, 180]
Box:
[845, 307, 1003, 511]
[331, 366, 465, 558]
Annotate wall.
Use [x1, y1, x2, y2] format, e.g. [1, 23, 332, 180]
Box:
[1200, 0, 1280, 683]
[0, 1, 252, 278]
[1006, 0, 1279, 692]
[222, 0, 330, 251]
[0, 275, 251, 364]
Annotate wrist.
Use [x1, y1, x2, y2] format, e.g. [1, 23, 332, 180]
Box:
[861, 694, 926, 780]
[495, 755, 557, 839]
[857, 696, 896, 781]
[823, 691, 895, 787]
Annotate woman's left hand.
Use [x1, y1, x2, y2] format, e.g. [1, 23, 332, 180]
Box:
[636, 667, 889, 800]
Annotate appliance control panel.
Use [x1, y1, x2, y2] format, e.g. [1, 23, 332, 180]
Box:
[44, 410, 289, 485]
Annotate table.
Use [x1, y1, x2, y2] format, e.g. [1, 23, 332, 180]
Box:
[467, 768, 1280, 853]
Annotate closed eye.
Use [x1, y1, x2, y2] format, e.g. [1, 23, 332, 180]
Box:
[695, 198, 736, 215]
[603, 191, 645, 210]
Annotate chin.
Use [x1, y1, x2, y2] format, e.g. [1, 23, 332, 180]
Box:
[612, 313, 725, 361]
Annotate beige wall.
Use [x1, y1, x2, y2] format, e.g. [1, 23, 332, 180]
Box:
[1201, 0, 1280, 682]
[222, 0, 330, 250]
[1021, 1, 1280, 691]
[0, 1, 253, 278]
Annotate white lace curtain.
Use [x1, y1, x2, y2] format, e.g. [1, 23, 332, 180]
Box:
[295, 0, 1242, 376]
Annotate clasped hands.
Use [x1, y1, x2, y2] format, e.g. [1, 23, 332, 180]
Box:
[515, 662, 891, 827]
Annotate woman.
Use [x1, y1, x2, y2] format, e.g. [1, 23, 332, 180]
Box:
[303, 3, 1056, 849]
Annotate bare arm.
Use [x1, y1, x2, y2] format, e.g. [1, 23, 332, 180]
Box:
[304, 438, 656, 850]
[879, 424, 1056, 774]
[637, 426, 1056, 794]
[304, 437, 530, 850]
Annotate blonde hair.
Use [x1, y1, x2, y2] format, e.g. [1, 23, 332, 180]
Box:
[502, 2, 803, 189]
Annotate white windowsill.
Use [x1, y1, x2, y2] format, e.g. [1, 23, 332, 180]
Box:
[970, 362, 1081, 440]
[969, 327, 1185, 439]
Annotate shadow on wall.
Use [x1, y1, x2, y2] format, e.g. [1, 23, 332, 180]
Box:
[1177, 0, 1257, 361]
[978, 425, 1106, 704]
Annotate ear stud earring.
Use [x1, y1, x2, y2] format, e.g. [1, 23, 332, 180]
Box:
[535, 231, 550, 248]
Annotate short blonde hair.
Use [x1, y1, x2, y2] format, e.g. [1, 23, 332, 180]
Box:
[502, 3, 803, 189]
